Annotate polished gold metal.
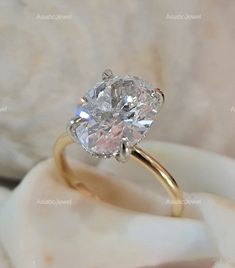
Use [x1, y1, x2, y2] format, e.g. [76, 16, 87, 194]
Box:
[53, 133, 184, 217]
[131, 146, 183, 217]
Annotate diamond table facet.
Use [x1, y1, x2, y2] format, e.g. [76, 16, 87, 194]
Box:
[69, 75, 164, 158]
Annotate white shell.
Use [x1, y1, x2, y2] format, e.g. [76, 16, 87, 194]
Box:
[0, 142, 235, 268]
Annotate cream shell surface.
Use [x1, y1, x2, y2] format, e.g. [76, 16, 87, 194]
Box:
[0, 142, 235, 268]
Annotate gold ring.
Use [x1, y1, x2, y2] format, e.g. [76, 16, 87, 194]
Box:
[53, 69, 183, 217]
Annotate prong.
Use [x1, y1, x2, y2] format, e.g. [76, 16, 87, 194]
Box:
[114, 138, 131, 163]
[153, 88, 165, 103]
[67, 116, 84, 140]
[80, 97, 86, 104]
[102, 69, 114, 80]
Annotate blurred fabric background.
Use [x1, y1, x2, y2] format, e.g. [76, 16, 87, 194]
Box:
[0, 0, 234, 179]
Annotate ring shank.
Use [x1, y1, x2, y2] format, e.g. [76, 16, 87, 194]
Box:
[131, 146, 183, 216]
[53, 133, 183, 217]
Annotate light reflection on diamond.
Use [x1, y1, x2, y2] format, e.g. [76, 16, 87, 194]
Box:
[71, 75, 164, 157]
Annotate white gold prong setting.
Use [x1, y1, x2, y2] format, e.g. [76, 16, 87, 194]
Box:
[102, 69, 114, 80]
[80, 97, 86, 104]
[152, 88, 165, 103]
[114, 138, 131, 163]
[67, 116, 84, 142]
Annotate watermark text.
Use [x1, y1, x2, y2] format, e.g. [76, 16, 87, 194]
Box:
[37, 199, 72, 206]
[36, 14, 73, 21]
[166, 13, 202, 20]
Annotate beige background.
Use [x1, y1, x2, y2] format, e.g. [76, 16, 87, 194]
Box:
[0, 0, 235, 179]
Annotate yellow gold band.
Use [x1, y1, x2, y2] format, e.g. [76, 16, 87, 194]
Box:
[53, 133, 184, 217]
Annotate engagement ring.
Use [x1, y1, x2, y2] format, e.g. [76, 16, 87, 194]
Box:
[53, 69, 183, 217]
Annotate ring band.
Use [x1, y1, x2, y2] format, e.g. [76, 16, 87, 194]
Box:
[53, 70, 184, 217]
[53, 133, 183, 217]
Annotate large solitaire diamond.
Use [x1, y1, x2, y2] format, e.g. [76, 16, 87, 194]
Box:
[69, 74, 164, 158]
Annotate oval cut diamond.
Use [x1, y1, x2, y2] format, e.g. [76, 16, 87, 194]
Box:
[69, 75, 164, 158]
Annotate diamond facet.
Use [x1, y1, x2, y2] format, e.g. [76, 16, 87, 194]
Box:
[69, 74, 164, 158]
